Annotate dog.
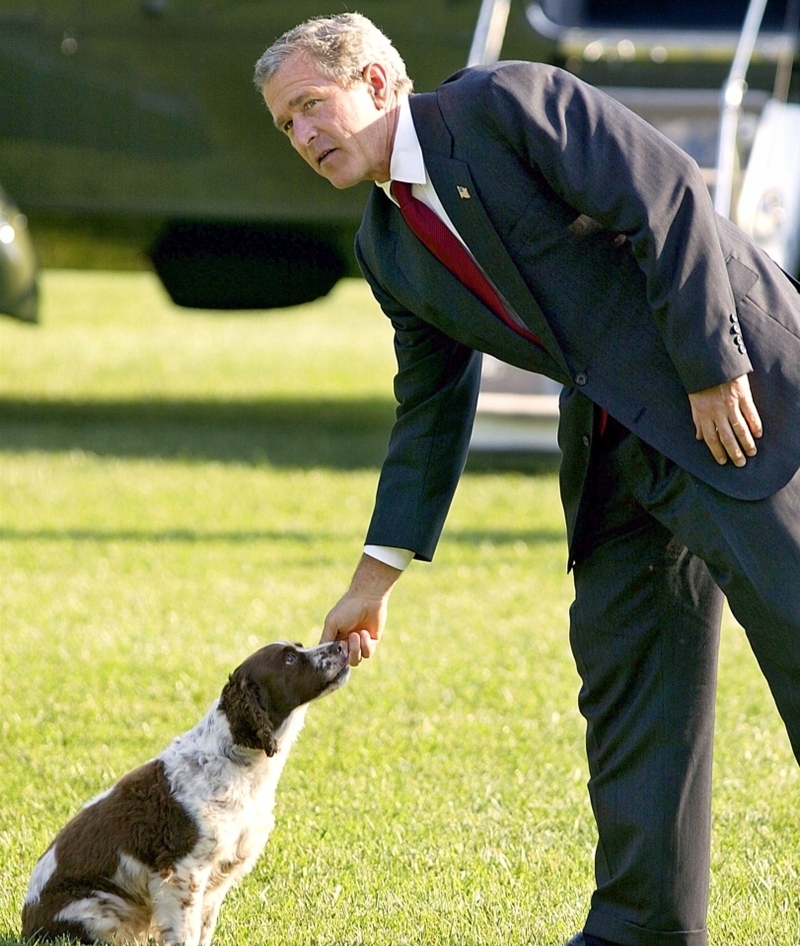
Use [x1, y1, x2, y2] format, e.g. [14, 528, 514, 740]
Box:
[22, 640, 350, 945]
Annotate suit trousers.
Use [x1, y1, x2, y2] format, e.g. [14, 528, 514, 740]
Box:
[569, 425, 800, 946]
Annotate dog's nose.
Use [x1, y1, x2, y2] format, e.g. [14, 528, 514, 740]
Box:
[316, 640, 348, 667]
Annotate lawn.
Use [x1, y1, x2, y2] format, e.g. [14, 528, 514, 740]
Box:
[1, 271, 797, 945]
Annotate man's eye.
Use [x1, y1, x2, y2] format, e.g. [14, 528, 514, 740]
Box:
[283, 119, 293, 135]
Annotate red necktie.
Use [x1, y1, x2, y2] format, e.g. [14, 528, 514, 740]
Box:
[391, 181, 609, 436]
[390, 180, 541, 346]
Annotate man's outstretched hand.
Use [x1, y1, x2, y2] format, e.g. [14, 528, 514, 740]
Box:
[688, 374, 762, 467]
[321, 553, 403, 666]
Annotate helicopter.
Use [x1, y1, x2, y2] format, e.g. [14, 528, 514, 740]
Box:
[1, 0, 797, 323]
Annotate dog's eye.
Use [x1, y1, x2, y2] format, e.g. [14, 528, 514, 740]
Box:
[284, 651, 298, 665]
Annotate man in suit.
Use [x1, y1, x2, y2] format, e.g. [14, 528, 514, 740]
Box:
[255, 13, 800, 946]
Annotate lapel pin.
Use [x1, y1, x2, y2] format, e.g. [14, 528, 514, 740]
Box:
[457, 186, 471, 199]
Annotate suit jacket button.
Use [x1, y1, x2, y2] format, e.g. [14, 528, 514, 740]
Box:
[582, 434, 591, 447]
[575, 372, 588, 386]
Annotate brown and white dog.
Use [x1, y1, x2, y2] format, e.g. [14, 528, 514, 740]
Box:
[22, 640, 349, 945]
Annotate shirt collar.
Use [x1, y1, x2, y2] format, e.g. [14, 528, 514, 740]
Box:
[377, 97, 425, 200]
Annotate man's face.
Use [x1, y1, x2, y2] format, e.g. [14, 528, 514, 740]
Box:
[264, 53, 394, 189]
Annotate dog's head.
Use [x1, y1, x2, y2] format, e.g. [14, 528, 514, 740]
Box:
[219, 641, 350, 755]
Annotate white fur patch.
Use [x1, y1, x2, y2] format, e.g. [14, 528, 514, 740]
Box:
[54, 892, 127, 924]
[113, 852, 151, 902]
[25, 846, 57, 905]
[54, 891, 148, 944]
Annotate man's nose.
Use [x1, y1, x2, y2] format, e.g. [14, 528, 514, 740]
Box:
[292, 115, 317, 148]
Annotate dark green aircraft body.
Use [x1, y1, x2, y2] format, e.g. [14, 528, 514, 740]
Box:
[1, 0, 519, 314]
[0, 0, 796, 319]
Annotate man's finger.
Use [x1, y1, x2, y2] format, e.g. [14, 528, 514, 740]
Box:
[730, 416, 757, 458]
[716, 420, 747, 467]
[697, 419, 728, 465]
[740, 393, 763, 441]
[345, 630, 377, 666]
[346, 631, 363, 666]
[359, 630, 377, 659]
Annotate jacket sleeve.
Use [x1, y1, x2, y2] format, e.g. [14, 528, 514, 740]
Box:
[476, 62, 753, 393]
[356, 238, 482, 562]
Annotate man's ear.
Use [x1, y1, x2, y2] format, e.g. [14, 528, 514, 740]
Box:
[363, 61, 391, 108]
[220, 675, 279, 756]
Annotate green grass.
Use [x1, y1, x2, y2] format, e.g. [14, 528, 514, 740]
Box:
[1, 271, 798, 945]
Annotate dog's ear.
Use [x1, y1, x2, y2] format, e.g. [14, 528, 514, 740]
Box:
[220, 675, 278, 756]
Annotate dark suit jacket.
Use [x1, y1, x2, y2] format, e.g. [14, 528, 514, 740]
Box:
[355, 62, 800, 561]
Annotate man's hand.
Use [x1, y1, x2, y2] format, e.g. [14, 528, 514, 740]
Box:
[321, 553, 403, 666]
[688, 374, 763, 467]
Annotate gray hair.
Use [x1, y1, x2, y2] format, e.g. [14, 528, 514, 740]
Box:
[253, 12, 413, 96]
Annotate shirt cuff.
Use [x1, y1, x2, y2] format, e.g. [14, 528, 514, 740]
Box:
[363, 545, 414, 571]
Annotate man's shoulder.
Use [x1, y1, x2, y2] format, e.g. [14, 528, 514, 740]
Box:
[428, 60, 581, 125]
[436, 60, 564, 95]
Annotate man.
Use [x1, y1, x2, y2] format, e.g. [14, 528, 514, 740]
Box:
[255, 13, 800, 946]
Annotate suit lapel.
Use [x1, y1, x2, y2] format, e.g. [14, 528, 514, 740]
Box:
[371, 192, 565, 380]
[390, 213, 522, 354]
[408, 94, 568, 372]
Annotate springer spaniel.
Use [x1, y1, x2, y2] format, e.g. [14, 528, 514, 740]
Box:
[22, 640, 349, 945]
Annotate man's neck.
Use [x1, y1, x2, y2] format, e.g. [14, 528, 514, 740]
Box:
[373, 95, 408, 184]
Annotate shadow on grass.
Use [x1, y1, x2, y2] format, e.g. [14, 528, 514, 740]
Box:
[0, 525, 565, 547]
[0, 397, 562, 475]
[0, 527, 324, 543]
[0, 396, 395, 469]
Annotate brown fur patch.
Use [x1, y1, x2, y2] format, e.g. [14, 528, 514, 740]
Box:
[22, 759, 198, 940]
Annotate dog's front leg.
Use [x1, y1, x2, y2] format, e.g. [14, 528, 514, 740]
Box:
[197, 882, 233, 946]
[148, 867, 208, 946]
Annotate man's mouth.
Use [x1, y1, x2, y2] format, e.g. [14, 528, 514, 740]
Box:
[317, 148, 335, 166]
